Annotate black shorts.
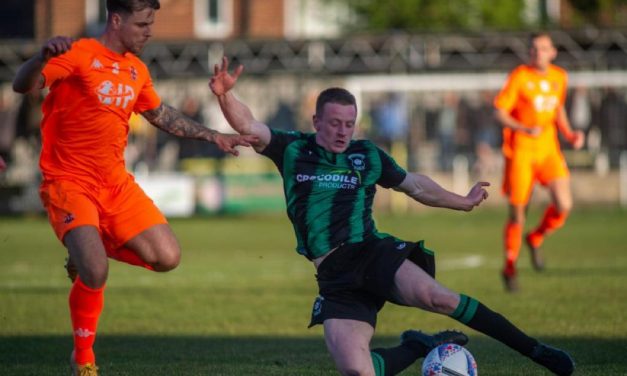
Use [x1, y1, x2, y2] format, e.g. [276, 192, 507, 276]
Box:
[308, 236, 435, 328]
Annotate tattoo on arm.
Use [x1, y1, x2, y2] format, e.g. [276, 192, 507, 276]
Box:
[142, 103, 217, 141]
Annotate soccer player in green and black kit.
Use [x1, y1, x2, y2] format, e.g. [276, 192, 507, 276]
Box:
[209, 57, 575, 376]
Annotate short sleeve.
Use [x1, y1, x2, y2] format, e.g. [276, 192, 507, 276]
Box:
[494, 69, 521, 113]
[376, 146, 407, 188]
[260, 129, 305, 165]
[134, 65, 161, 113]
[41, 50, 78, 88]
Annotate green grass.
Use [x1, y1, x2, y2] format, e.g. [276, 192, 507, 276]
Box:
[0, 207, 626, 375]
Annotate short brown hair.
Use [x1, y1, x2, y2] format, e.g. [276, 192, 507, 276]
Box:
[315, 88, 357, 116]
[106, 0, 160, 15]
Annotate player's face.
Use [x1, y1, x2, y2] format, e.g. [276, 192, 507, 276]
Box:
[529, 35, 556, 71]
[313, 102, 357, 153]
[119, 8, 155, 55]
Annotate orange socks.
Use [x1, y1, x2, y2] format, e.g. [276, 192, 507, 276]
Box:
[528, 205, 567, 248]
[504, 220, 522, 275]
[69, 277, 104, 365]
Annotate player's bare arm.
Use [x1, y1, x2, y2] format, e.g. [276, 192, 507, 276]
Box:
[494, 108, 541, 137]
[556, 106, 585, 149]
[13, 36, 74, 93]
[142, 103, 257, 156]
[395, 173, 489, 211]
[209, 56, 271, 151]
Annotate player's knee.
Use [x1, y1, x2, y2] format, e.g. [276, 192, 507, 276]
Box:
[153, 245, 181, 272]
[79, 266, 108, 288]
[338, 364, 372, 376]
[557, 201, 572, 214]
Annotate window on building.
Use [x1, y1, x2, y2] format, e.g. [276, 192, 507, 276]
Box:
[0, 0, 35, 38]
[85, 0, 107, 36]
[194, 0, 233, 39]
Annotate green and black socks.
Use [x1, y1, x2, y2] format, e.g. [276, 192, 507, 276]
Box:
[450, 294, 538, 356]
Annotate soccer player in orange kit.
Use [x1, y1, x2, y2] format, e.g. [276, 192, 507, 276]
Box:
[12, 1, 256, 374]
[494, 32, 585, 292]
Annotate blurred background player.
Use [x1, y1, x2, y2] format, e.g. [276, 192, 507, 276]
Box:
[494, 32, 585, 292]
[210, 57, 575, 376]
[11, 0, 255, 374]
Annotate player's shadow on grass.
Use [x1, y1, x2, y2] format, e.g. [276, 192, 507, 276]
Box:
[1, 335, 626, 375]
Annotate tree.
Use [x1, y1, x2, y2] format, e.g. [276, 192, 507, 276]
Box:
[332, 0, 527, 32]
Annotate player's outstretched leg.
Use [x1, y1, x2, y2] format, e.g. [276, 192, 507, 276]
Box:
[370, 330, 469, 376]
[449, 294, 574, 375]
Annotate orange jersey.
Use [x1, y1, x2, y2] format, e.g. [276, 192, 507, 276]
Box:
[40, 38, 161, 185]
[494, 64, 567, 157]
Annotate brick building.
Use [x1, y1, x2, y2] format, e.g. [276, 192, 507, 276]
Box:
[0, 0, 347, 41]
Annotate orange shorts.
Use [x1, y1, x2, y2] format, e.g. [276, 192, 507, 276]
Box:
[502, 150, 569, 206]
[39, 175, 167, 254]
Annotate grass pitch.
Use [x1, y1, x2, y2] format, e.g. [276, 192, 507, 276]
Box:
[0, 206, 626, 375]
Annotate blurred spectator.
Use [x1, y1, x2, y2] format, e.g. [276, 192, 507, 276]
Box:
[266, 100, 297, 131]
[468, 91, 500, 178]
[370, 92, 409, 152]
[0, 92, 16, 163]
[177, 95, 226, 174]
[436, 92, 459, 171]
[599, 88, 627, 166]
[177, 96, 224, 160]
[15, 90, 42, 146]
[568, 86, 592, 135]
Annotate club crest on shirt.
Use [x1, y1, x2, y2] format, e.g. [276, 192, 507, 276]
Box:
[348, 153, 366, 171]
[130, 66, 137, 81]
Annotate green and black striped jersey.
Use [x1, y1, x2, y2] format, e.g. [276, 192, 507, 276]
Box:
[260, 129, 407, 259]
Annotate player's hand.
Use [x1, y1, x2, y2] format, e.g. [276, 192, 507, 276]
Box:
[39, 36, 74, 62]
[465, 181, 490, 210]
[209, 56, 243, 96]
[212, 132, 259, 156]
[570, 130, 585, 150]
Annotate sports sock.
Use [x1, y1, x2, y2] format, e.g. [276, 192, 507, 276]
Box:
[69, 277, 105, 365]
[371, 344, 418, 376]
[450, 294, 538, 357]
[109, 247, 154, 270]
[528, 205, 567, 247]
[504, 220, 522, 275]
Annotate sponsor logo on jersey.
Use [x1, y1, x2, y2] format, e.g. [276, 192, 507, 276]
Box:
[96, 80, 135, 109]
[396, 242, 407, 250]
[296, 169, 360, 190]
[90, 58, 104, 70]
[64, 213, 75, 224]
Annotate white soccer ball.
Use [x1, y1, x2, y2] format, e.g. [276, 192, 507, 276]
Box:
[422, 343, 478, 376]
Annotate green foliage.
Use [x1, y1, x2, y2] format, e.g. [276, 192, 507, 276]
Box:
[0, 207, 626, 374]
[338, 0, 526, 32]
[568, 0, 627, 27]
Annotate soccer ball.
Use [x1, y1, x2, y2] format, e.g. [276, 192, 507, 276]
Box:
[422, 343, 478, 376]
